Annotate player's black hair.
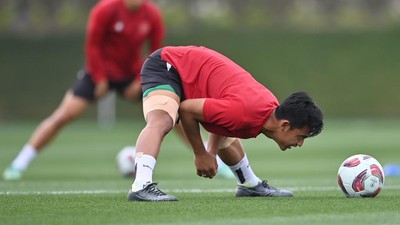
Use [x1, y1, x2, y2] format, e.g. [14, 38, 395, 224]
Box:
[275, 91, 323, 137]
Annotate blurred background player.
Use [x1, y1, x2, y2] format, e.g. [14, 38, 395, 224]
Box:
[3, 0, 234, 181]
[2, 0, 165, 180]
[127, 46, 323, 201]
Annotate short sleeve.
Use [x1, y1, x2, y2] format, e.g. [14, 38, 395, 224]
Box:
[202, 98, 245, 131]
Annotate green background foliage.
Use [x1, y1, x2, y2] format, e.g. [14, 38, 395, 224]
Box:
[1, 26, 400, 121]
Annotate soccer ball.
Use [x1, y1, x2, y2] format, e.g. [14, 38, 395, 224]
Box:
[337, 154, 384, 198]
[116, 146, 136, 177]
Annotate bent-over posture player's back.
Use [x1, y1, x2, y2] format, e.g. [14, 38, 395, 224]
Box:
[127, 46, 324, 201]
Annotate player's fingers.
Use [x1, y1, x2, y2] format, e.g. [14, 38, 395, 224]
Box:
[197, 170, 207, 177]
[207, 169, 216, 179]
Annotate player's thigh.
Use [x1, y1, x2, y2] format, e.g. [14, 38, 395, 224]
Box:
[143, 90, 180, 126]
[51, 91, 90, 120]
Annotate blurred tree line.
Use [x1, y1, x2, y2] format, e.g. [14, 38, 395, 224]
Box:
[1, 0, 400, 120]
[0, 0, 399, 35]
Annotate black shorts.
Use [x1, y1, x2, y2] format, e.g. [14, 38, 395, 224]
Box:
[71, 70, 134, 101]
[141, 48, 184, 99]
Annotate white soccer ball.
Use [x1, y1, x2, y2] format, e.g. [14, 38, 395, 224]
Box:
[337, 154, 384, 198]
[116, 146, 136, 177]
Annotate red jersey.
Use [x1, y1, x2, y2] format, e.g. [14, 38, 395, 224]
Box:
[85, 0, 165, 83]
[161, 46, 279, 138]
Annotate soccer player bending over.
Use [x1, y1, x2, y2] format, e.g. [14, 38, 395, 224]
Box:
[128, 45, 324, 201]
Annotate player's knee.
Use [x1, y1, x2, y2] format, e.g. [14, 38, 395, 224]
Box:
[123, 87, 142, 102]
[143, 95, 179, 125]
[220, 137, 238, 149]
[146, 110, 175, 135]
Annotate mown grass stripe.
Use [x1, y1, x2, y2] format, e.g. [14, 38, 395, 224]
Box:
[1, 185, 399, 195]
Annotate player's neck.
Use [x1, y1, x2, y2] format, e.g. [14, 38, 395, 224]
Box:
[126, 5, 141, 11]
[123, 0, 143, 11]
[260, 109, 278, 138]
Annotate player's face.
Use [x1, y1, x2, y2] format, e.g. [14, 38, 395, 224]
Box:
[272, 123, 310, 151]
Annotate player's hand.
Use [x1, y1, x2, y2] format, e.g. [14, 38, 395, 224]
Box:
[194, 152, 218, 179]
[95, 80, 109, 99]
[123, 81, 141, 102]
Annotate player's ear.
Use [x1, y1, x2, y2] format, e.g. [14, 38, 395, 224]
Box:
[279, 120, 291, 131]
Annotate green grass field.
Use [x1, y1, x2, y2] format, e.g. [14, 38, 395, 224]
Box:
[1, 119, 400, 225]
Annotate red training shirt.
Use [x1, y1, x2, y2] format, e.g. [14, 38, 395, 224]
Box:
[161, 46, 279, 139]
[85, 0, 165, 83]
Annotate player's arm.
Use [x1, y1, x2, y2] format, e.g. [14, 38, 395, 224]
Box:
[179, 98, 217, 178]
[85, 5, 110, 98]
[148, 4, 165, 53]
[130, 3, 165, 78]
[125, 6, 165, 101]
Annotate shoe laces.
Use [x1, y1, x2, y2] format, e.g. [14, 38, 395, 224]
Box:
[144, 183, 167, 196]
[260, 180, 278, 190]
